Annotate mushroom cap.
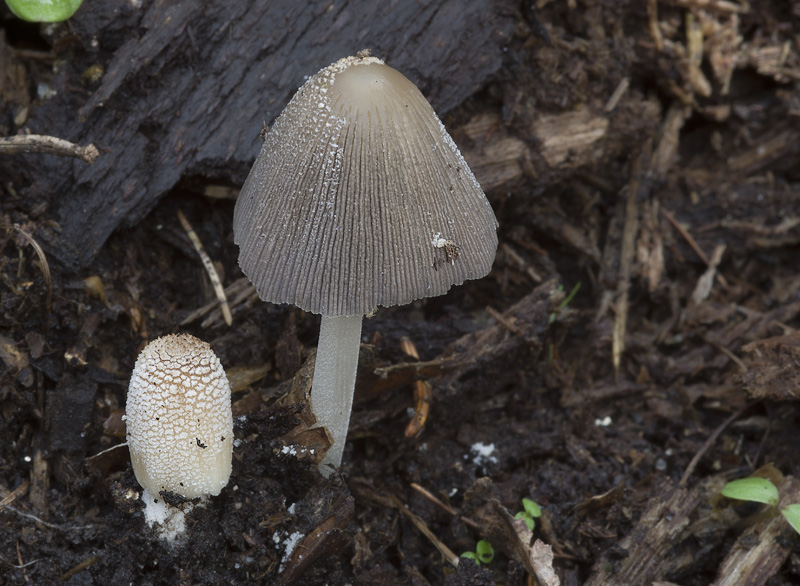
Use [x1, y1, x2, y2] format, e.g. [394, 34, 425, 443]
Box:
[126, 334, 233, 499]
[233, 54, 498, 316]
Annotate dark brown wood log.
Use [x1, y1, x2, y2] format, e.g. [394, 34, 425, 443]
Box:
[2, 0, 514, 270]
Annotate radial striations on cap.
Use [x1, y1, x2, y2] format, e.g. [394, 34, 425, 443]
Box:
[234, 54, 498, 316]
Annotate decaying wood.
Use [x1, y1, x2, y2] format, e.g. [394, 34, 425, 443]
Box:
[460, 113, 530, 190]
[277, 485, 355, 585]
[1, 0, 514, 270]
[531, 106, 609, 168]
[711, 476, 800, 586]
[739, 334, 800, 401]
[492, 503, 560, 586]
[584, 477, 737, 585]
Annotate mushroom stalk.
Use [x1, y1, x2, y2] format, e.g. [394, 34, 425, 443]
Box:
[312, 314, 363, 474]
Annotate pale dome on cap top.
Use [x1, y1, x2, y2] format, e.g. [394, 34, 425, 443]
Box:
[233, 53, 498, 317]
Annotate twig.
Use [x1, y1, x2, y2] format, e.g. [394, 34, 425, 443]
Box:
[750, 421, 771, 471]
[0, 135, 99, 164]
[16, 541, 29, 584]
[408, 483, 482, 530]
[181, 277, 256, 326]
[501, 243, 543, 283]
[0, 478, 30, 507]
[59, 555, 100, 582]
[410, 482, 458, 516]
[486, 305, 521, 334]
[385, 492, 461, 567]
[0, 555, 40, 570]
[12, 224, 51, 330]
[352, 480, 460, 567]
[647, 0, 663, 51]
[660, 207, 709, 264]
[613, 142, 649, 376]
[704, 336, 748, 372]
[604, 77, 630, 112]
[680, 401, 756, 486]
[0, 504, 61, 530]
[662, 208, 730, 290]
[0, 504, 94, 532]
[176, 210, 232, 326]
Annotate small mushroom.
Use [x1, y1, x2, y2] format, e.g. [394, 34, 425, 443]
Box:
[125, 334, 233, 535]
[234, 52, 497, 474]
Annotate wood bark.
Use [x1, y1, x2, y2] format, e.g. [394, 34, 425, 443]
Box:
[2, 0, 514, 269]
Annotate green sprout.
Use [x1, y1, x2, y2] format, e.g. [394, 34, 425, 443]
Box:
[720, 476, 800, 537]
[721, 478, 779, 507]
[781, 504, 800, 534]
[5, 0, 83, 22]
[515, 498, 542, 531]
[547, 282, 581, 364]
[460, 539, 494, 566]
[549, 281, 581, 324]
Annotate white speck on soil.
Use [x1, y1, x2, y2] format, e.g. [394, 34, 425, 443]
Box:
[470, 442, 498, 467]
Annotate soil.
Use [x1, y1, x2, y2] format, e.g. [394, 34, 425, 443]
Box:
[2, 1, 800, 585]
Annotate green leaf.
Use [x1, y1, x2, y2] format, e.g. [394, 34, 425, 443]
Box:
[5, 0, 83, 22]
[460, 551, 479, 565]
[781, 504, 800, 536]
[721, 478, 779, 507]
[515, 511, 535, 531]
[475, 540, 494, 564]
[522, 498, 542, 518]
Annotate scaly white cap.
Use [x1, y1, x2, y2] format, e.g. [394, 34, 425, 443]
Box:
[126, 334, 233, 499]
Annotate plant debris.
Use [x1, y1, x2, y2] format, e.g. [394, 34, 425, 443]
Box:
[2, 1, 800, 584]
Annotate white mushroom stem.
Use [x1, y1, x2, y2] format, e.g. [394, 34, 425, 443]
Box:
[312, 314, 363, 475]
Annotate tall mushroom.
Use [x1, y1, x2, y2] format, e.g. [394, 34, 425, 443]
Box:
[233, 52, 497, 474]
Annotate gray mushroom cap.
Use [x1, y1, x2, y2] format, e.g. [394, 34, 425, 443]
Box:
[233, 54, 498, 316]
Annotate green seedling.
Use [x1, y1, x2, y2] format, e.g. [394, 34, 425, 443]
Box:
[461, 539, 494, 566]
[549, 281, 581, 324]
[781, 504, 800, 534]
[721, 477, 779, 507]
[548, 282, 581, 364]
[720, 476, 800, 537]
[515, 498, 542, 531]
[5, 0, 83, 22]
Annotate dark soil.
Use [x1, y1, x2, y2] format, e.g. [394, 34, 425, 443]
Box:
[2, 1, 800, 585]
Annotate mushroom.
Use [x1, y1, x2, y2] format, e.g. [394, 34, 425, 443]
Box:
[233, 52, 497, 474]
[125, 334, 233, 535]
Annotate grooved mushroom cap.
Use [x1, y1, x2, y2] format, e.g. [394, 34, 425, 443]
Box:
[126, 334, 233, 499]
[233, 53, 498, 316]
